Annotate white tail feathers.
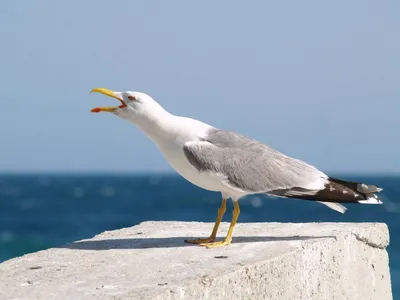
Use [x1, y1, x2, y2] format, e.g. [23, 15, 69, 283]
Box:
[358, 195, 383, 204]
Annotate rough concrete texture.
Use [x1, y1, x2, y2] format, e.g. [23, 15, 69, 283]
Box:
[0, 222, 392, 300]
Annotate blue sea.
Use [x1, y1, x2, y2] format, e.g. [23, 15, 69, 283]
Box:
[0, 174, 398, 296]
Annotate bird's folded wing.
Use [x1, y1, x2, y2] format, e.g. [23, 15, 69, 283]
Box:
[183, 129, 328, 194]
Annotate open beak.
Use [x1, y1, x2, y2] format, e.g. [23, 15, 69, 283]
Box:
[90, 88, 127, 113]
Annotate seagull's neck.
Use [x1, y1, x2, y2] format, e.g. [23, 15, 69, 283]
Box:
[125, 106, 213, 146]
[127, 107, 175, 143]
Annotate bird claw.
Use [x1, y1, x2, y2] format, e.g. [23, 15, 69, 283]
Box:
[199, 239, 232, 248]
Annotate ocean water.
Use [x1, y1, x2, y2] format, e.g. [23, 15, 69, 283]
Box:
[0, 174, 398, 296]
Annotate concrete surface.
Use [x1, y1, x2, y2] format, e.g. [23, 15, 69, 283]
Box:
[0, 222, 392, 300]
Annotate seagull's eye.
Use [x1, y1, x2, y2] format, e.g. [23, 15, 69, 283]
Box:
[127, 95, 136, 101]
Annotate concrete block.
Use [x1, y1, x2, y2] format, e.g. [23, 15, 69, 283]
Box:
[0, 222, 392, 299]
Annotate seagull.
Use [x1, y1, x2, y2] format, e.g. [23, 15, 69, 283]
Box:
[90, 88, 383, 248]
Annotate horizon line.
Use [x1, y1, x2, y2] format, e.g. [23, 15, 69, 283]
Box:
[0, 170, 399, 177]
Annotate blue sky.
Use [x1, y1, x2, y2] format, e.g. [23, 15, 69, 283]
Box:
[0, 1, 398, 174]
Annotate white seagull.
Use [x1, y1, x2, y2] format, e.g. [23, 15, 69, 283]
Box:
[90, 88, 383, 248]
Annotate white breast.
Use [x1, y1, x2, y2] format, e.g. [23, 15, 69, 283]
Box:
[157, 140, 228, 193]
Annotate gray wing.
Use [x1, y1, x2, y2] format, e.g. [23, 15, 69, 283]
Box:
[183, 129, 328, 193]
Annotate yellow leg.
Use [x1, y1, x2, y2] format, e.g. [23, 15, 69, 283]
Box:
[185, 198, 227, 244]
[200, 201, 240, 248]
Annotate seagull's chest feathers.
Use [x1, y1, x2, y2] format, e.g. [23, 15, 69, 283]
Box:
[160, 141, 227, 192]
[135, 115, 227, 192]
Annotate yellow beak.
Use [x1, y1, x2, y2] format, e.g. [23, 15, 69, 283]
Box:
[90, 88, 127, 113]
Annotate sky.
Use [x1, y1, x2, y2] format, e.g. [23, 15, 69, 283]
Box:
[0, 1, 398, 174]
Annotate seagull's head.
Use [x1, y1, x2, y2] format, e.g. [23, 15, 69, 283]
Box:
[90, 88, 166, 122]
